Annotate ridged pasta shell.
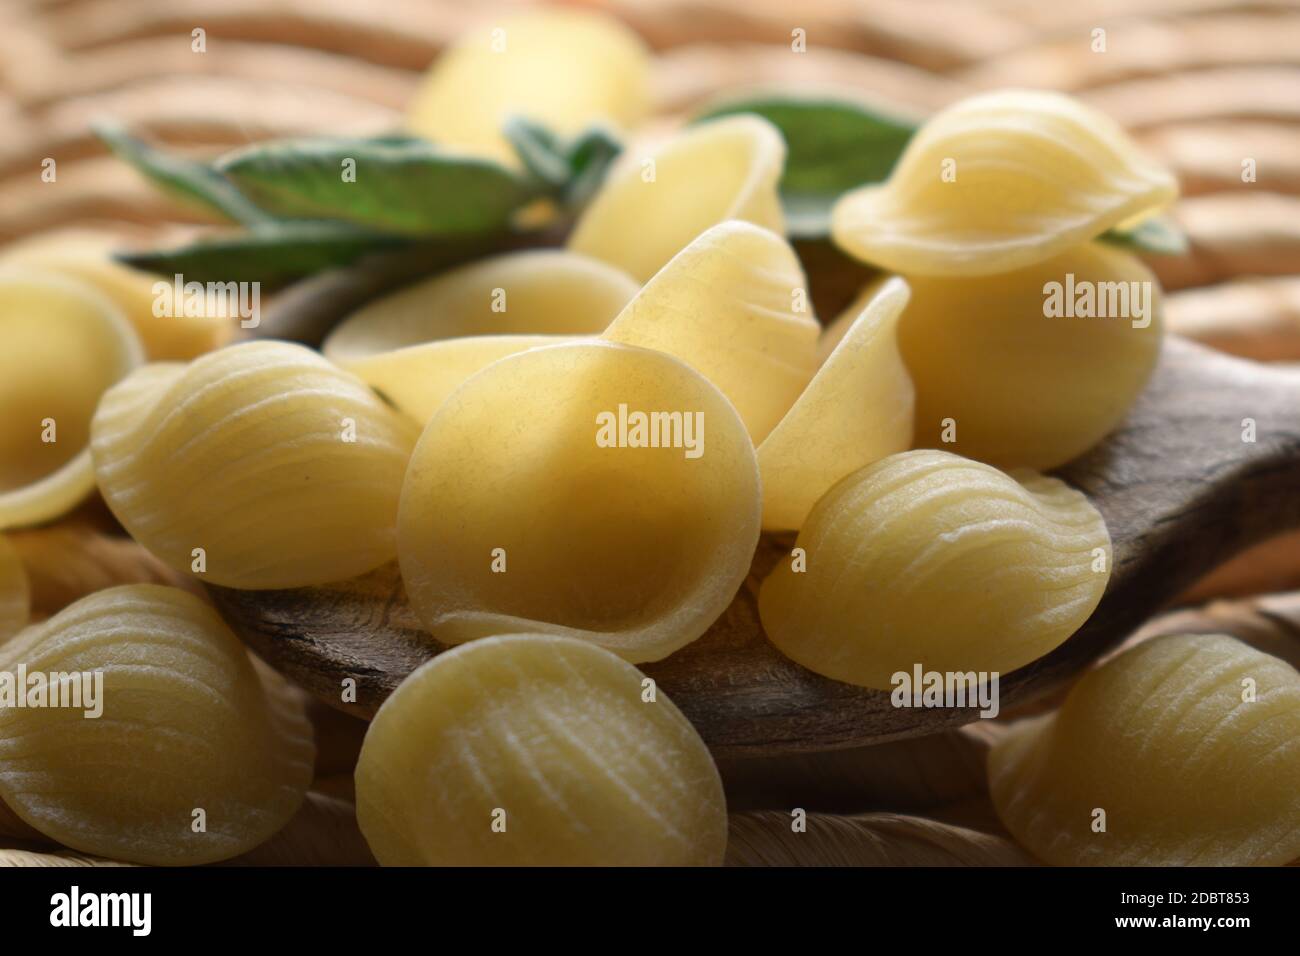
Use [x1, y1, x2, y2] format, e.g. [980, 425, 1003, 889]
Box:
[323, 250, 638, 423]
[897, 243, 1163, 469]
[398, 340, 761, 662]
[355, 633, 727, 866]
[568, 115, 786, 282]
[603, 221, 819, 444]
[0, 585, 314, 866]
[0, 230, 235, 361]
[759, 450, 1111, 689]
[406, 9, 651, 165]
[0, 535, 28, 643]
[989, 633, 1300, 866]
[0, 273, 143, 530]
[831, 89, 1178, 276]
[757, 277, 914, 530]
[91, 341, 419, 589]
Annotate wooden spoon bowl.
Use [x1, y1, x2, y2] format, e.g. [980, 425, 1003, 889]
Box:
[208, 336, 1300, 756]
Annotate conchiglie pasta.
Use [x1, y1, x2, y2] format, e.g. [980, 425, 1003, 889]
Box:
[831, 89, 1177, 276]
[757, 277, 914, 531]
[568, 115, 786, 282]
[602, 221, 819, 444]
[0, 273, 143, 530]
[323, 251, 638, 423]
[0, 231, 235, 360]
[989, 634, 1300, 866]
[759, 450, 1110, 689]
[406, 9, 651, 165]
[91, 341, 419, 589]
[898, 243, 1163, 470]
[356, 633, 727, 866]
[398, 340, 761, 663]
[0, 584, 313, 865]
[0, 534, 28, 642]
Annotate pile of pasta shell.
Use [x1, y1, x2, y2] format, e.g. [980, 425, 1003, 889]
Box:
[1, 6, 1298, 869]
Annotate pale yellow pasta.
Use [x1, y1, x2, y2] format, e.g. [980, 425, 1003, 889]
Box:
[989, 633, 1300, 866]
[406, 9, 651, 165]
[897, 242, 1163, 470]
[0, 534, 28, 642]
[602, 221, 819, 444]
[759, 450, 1111, 689]
[0, 231, 235, 360]
[0, 273, 143, 530]
[323, 250, 638, 423]
[398, 340, 761, 662]
[91, 341, 419, 589]
[757, 277, 914, 531]
[568, 115, 787, 282]
[0, 584, 314, 865]
[832, 89, 1178, 276]
[356, 633, 727, 866]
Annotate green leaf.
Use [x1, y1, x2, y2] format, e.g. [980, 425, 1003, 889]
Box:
[503, 117, 623, 209]
[215, 138, 540, 237]
[562, 126, 622, 208]
[695, 94, 918, 238]
[1099, 215, 1189, 256]
[115, 222, 412, 289]
[94, 121, 271, 225]
[503, 117, 572, 190]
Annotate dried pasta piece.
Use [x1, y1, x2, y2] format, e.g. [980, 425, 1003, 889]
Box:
[0, 585, 314, 865]
[91, 341, 419, 589]
[759, 450, 1111, 689]
[831, 89, 1177, 276]
[0, 230, 235, 360]
[756, 277, 914, 531]
[323, 251, 638, 423]
[355, 633, 727, 866]
[602, 221, 819, 444]
[398, 340, 760, 662]
[0, 534, 28, 642]
[0, 273, 143, 530]
[989, 633, 1300, 866]
[898, 243, 1163, 470]
[406, 9, 651, 165]
[568, 115, 786, 282]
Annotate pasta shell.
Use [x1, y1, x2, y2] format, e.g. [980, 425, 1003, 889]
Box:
[602, 221, 819, 444]
[398, 340, 761, 662]
[898, 242, 1163, 469]
[0, 230, 236, 361]
[831, 89, 1178, 276]
[568, 115, 787, 282]
[91, 341, 419, 589]
[989, 633, 1300, 866]
[0, 585, 314, 865]
[0, 535, 28, 643]
[323, 250, 638, 423]
[757, 277, 914, 531]
[355, 633, 727, 866]
[0, 273, 143, 530]
[759, 450, 1111, 689]
[405, 9, 651, 165]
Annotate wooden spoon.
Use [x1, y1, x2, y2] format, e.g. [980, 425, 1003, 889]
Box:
[207, 336, 1300, 756]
